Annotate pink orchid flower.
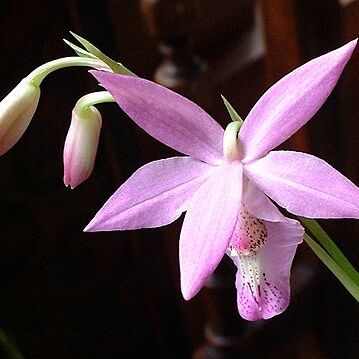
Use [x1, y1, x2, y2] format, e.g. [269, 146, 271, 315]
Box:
[85, 40, 359, 320]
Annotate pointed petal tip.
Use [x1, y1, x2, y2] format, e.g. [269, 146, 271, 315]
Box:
[83, 214, 116, 232]
[84, 219, 117, 233]
[180, 283, 198, 301]
[239, 39, 358, 162]
[89, 70, 108, 83]
[83, 211, 107, 232]
[90, 69, 120, 80]
[83, 214, 108, 232]
[83, 221, 96, 232]
[90, 70, 108, 87]
[348, 38, 358, 48]
[338, 38, 357, 57]
[181, 292, 191, 302]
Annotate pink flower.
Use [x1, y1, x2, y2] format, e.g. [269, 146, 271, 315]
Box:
[85, 40, 359, 320]
[63, 105, 102, 188]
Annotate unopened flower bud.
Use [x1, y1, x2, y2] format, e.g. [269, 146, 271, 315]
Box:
[63, 105, 102, 188]
[0, 79, 40, 156]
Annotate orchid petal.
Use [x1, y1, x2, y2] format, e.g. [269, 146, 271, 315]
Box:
[180, 162, 243, 300]
[91, 71, 224, 164]
[85, 157, 214, 231]
[245, 151, 359, 218]
[239, 40, 357, 162]
[229, 195, 303, 320]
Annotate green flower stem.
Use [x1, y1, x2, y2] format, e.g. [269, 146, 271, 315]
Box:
[26, 57, 110, 86]
[0, 327, 24, 359]
[300, 217, 359, 284]
[304, 233, 359, 302]
[75, 91, 115, 118]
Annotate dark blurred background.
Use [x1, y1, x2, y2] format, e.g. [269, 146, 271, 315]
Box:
[0, 0, 358, 358]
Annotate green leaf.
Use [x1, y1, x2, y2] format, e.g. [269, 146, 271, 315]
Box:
[70, 31, 135, 76]
[300, 217, 359, 284]
[304, 233, 359, 302]
[0, 327, 24, 359]
[221, 95, 243, 125]
[63, 39, 97, 59]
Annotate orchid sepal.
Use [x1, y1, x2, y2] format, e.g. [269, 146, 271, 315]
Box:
[68, 32, 135, 76]
[63, 38, 98, 59]
[239, 39, 358, 162]
[85, 156, 214, 231]
[91, 71, 224, 165]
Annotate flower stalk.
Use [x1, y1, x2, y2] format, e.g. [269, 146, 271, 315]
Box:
[0, 55, 113, 157]
[27, 57, 111, 86]
[74, 91, 115, 117]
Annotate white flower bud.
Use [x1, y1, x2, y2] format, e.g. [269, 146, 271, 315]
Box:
[0, 79, 40, 155]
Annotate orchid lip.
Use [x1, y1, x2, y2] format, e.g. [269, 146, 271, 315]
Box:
[229, 203, 268, 256]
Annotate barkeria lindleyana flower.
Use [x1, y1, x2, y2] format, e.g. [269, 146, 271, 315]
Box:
[85, 40, 359, 320]
[63, 104, 102, 188]
[0, 78, 40, 156]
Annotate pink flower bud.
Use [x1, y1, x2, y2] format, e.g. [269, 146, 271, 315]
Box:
[63, 106, 102, 188]
[0, 79, 40, 156]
